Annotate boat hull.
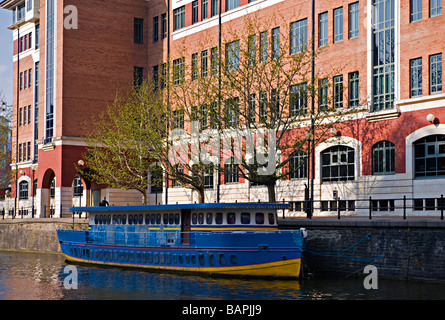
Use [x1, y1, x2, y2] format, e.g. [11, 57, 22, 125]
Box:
[58, 229, 304, 278]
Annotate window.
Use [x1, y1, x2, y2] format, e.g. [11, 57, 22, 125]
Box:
[289, 150, 307, 179]
[430, 0, 442, 17]
[201, 50, 208, 77]
[161, 14, 167, 39]
[19, 181, 29, 200]
[226, 0, 239, 11]
[224, 160, 239, 183]
[211, 0, 218, 17]
[227, 212, 236, 224]
[153, 65, 159, 90]
[259, 91, 267, 122]
[134, 18, 144, 44]
[411, 0, 422, 22]
[410, 58, 422, 97]
[333, 7, 343, 43]
[134, 67, 143, 87]
[349, 2, 359, 39]
[333, 75, 343, 108]
[211, 47, 218, 75]
[248, 94, 256, 123]
[153, 16, 159, 42]
[414, 135, 445, 177]
[319, 12, 328, 47]
[24, 70, 27, 89]
[290, 83, 307, 116]
[321, 146, 355, 182]
[272, 27, 280, 59]
[172, 109, 184, 130]
[225, 97, 239, 127]
[73, 176, 83, 197]
[319, 78, 328, 111]
[150, 165, 163, 193]
[255, 213, 264, 224]
[204, 166, 214, 189]
[225, 40, 240, 71]
[430, 54, 442, 94]
[241, 213, 250, 224]
[372, 0, 395, 111]
[173, 6, 185, 31]
[173, 57, 185, 85]
[348, 71, 359, 107]
[45, 0, 55, 141]
[191, 52, 198, 81]
[20, 72, 23, 91]
[259, 31, 268, 63]
[248, 34, 256, 66]
[35, 24, 40, 49]
[290, 18, 307, 54]
[202, 0, 208, 20]
[28, 68, 32, 88]
[372, 141, 395, 174]
[192, 0, 199, 24]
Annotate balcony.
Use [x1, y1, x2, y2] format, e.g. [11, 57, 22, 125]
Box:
[4, 0, 39, 29]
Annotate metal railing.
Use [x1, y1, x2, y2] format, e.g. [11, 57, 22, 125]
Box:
[284, 194, 445, 220]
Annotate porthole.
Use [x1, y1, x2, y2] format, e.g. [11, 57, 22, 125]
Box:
[218, 254, 226, 265]
[198, 253, 205, 265]
[209, 254, 215, 266]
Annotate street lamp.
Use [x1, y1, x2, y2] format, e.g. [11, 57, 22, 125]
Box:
[77, 160, 84, 217]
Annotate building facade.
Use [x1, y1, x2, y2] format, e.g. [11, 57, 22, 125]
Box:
[0, 0, 444, 217]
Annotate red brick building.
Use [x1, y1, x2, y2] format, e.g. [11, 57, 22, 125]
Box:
[1, 0, 444, 217]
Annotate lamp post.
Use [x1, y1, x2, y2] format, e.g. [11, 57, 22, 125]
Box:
[77, 159, 84, 218]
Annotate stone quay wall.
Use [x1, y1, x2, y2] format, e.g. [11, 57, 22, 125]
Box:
[279, 218, 445, 282]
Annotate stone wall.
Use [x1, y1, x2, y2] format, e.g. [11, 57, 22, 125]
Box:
[0, 219, 88, 253]
[280, 219, 445, 282]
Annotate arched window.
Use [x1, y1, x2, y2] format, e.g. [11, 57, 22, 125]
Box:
[289, 150, 307, 179]
[372, 141, 395, 174]
[321, 146, 355, 182]
[73, 176, 83, 197]
[414, 135, 445, 177]
[19, 181, 29, 200]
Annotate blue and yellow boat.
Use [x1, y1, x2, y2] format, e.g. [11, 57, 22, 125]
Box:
[57, 202, 306, 278]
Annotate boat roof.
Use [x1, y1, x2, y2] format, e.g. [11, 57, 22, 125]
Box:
[69, 202, 290, 213]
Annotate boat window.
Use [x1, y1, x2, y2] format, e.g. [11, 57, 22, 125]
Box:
[169, 213, 174, 224]
[198, 253, 205, 265]
[192, 213, 197, 224]
[138, 214, 143, 224]
[166, 253, 171, 264]
[215, 213, 223, 224]
[163, 214, 168, 224]
[185, 254, 190, 264]
[268, 213, 275, 224]
[241, 212, 251, 224]
[154, 252, 159, 264]
[94, 215, 98, 224]
[107, 215, 111, 224]
[227, 212, 236, 224]
[173, 254, 177, 264]
[175, 213, 180, 224]
[117, 215, 121, 224]
[122, 214, 127, 224]
[191, 254, 196, 264]
[156, 214, 161, 224]
[255, 212, 264, 224]
[133, 214, 138, 225]
[128, 214, 133, 225]
[218, 253, 226, 265]
[230, 254, 237, 264]
[145, 214, 150, 224]
[112, 215, 117, 224]
[160, 252, 164, 263]
[198, 213, 204, 224]
[178, 254, 183, 264]
[150, 214, 156, 224]
[206, 213, 213, 224]
[209, 254, 215, 266]
[147, 252, 153, 263]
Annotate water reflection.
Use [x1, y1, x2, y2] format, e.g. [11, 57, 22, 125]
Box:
[1, 251, 444, 300]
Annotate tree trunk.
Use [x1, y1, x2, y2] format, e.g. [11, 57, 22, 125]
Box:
[197, 187, 205, 203]
[267, 182, 276, 203]
[141, 191, 147, 205]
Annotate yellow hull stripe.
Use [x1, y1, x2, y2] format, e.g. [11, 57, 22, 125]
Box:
[63, 254, 301, 278]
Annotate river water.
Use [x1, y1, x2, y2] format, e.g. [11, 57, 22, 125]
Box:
[0, 251, 444, 301]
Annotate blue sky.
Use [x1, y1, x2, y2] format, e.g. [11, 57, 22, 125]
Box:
[0, 9, 13, 105]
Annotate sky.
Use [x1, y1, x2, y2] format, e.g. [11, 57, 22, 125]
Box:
[0, 9, 13, 106]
